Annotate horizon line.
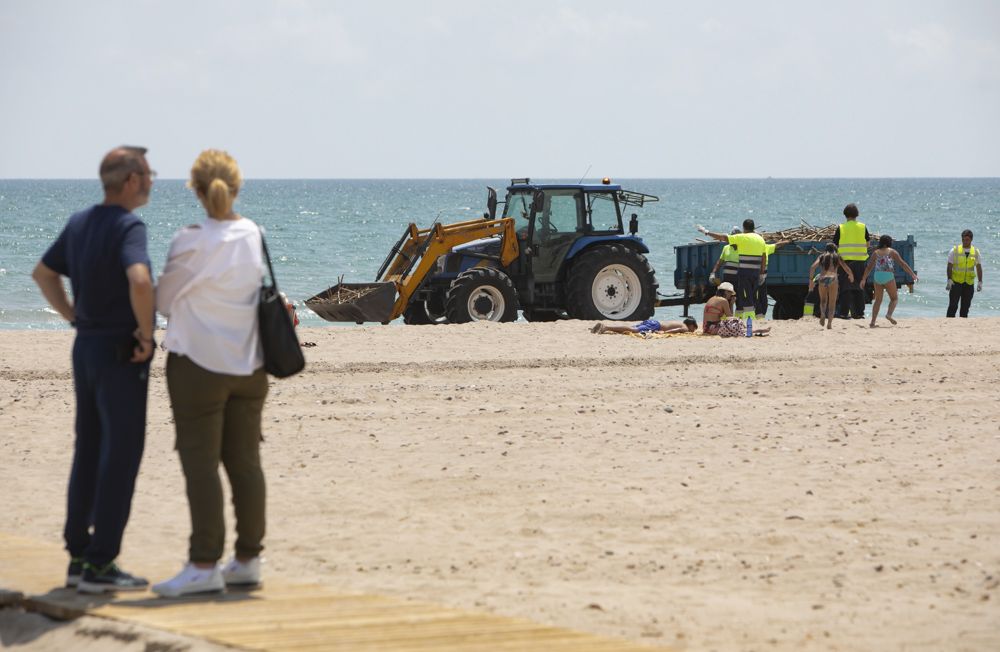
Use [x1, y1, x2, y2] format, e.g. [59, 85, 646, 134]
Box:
[1, 175, 998, 182]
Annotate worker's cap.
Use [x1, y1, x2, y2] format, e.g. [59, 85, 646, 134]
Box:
[718, 282, 735, 293]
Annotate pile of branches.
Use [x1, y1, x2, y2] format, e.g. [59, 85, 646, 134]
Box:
[758, 219, 841, 243]
[696, 219, 882, 246]
[314, 275, 379, 306]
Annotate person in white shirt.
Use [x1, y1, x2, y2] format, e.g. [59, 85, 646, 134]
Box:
[152, 150, 268, 597]
[946, 229, 984, 318]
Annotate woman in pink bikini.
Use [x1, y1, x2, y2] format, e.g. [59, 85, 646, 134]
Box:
[859, 235, 919, 327]
[809, 244, 854, 329]
[702, 282, 736, 334]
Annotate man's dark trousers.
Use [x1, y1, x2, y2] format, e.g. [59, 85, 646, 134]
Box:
[64, 333, 150, 567]
[946, 283, 975, 318]
[837, 260, 867, 318]
[754, 279, 769, 317]
[736, 269, 759, 318]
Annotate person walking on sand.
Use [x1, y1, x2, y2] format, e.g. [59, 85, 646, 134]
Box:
[32, 146, 155, 593]
[809, 243, 854, 330]
[945, 229, 984, 318]
[591, 317, 699, 335]
[152, 150, 269, 597]
[832, 203, 871, 319]
[859, 235, 919, 328]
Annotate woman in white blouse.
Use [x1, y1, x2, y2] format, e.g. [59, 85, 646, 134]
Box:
[152, 150, 268, 597]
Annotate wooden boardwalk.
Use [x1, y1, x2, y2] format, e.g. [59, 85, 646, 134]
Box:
[0, 533, 669, 651]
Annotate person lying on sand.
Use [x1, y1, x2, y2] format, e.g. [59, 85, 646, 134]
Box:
[591, 318, 698, 335]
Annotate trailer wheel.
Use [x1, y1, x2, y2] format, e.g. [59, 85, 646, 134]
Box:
[566, 245, 657, 320]
[445, 268, 518, 323]
[522, 309, 562, 322]
[771, 289, 806, 320]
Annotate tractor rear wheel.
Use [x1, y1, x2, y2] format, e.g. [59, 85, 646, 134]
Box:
[566, 245, 657, 320]
[445, 268, 519, 323]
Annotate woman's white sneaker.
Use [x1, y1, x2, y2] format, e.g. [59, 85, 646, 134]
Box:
[152, 563, 225, 598]
[221, 557, 261, 586]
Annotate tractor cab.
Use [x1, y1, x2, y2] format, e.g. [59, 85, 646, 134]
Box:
[496, 178, 657, 285]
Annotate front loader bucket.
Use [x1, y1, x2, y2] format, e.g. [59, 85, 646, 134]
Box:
[304, 282, 397, 323]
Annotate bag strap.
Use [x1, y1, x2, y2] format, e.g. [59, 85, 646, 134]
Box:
[259, 226, 279, 291]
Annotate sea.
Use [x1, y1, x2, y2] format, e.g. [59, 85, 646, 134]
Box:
[1, 178, 997, 329]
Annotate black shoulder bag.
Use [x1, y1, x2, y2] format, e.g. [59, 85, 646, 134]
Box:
[258, 233, 305, 378]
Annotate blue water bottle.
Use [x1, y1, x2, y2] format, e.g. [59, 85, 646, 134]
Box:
[746, 316, 752, 337]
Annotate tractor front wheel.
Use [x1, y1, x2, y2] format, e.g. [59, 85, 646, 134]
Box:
[403, 291, 448, 325]
[445, 268, 519, 323]
[566, 245, 657, 321]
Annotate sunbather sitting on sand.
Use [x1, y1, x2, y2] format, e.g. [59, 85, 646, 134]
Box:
[703, 282, 736, 334]
[591, 318, 698, 335]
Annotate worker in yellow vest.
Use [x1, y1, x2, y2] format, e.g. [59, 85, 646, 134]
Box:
[946, 229, 984, 318]
[710, 227, 742, 289]
[698, 219, 766, 320]
[832, 203, 871, 319]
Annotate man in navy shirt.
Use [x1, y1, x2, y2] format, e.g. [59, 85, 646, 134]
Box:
[33, 146, 156, 593]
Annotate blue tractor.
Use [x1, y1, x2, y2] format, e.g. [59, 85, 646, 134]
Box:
[400, 178, 661, 324]
[306, 178, 662, 325]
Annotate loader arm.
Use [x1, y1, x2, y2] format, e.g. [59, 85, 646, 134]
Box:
[378, 217, 520, 320]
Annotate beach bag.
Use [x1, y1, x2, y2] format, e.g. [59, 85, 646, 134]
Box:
[258, 233, 305, 378]
[717, 318, 746, 338]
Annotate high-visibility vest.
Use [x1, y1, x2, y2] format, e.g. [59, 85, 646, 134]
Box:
[837, 221, 868, 261]
[729, 233, 766, 273]
[720, 244, 739, 277]
[951, 245, 979, 285]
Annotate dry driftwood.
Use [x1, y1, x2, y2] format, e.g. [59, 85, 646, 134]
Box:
[314, 275, 380, 306]
[758, 219, 879, 244]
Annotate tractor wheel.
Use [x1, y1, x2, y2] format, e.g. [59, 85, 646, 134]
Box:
[522, 308, 562, 322]
[402, 292, 448, 325]
[445, 268, 519, 323]
[566, 244, 657, 321]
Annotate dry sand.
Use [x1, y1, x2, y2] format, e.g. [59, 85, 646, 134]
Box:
[1, 317, 998, 651]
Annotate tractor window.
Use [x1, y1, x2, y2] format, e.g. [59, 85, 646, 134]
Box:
[587, 193, 621, 233]
[538, 191, 581, 240]
[503, 192, 534, 234]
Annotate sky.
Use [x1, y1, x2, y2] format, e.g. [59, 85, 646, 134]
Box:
[1, 0, 998, 179]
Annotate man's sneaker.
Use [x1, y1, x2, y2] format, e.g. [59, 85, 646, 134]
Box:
[152, 563, 225, 598]
[65, 558, 83, 588]
[221, 557, 261, 587]
[77, 562, 148, 594]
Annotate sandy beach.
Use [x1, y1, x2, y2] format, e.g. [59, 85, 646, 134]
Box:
[1, 317, 998, 651]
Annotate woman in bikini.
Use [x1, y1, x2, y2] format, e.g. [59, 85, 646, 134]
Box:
[859, 234, 919, 328]
[702, 282, 736, 334]
[809, 243, 854, 329]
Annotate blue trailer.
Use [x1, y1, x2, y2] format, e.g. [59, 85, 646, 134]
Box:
[670, 236, 918, 319]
